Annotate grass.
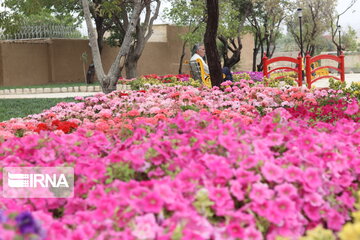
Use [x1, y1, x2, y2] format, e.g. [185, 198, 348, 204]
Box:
[0, 82, 101, 90]
[0, 98, 76, 122]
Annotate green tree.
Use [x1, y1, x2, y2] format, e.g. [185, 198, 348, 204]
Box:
[341, 26, 358, 52]
[0, 0, 80, 35]
[325, 0, 358, 55]
[165, 0, 253, 72]
[82, 0, 142, 93]
[217, 0, 253, 69]
[286, 0, 337, 56]
[1, 0, 161, 85]
[124, 0, 161, 78]
[248, 0, 291, 71]
[163, 0, 207, 74]
[276, 32, 298, 52]
[95, 0, 161, 79]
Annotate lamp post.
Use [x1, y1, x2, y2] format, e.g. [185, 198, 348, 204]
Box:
[338, 25, 342, 55]
[297, 8, 305, 84]
[297, 8, 303, 57]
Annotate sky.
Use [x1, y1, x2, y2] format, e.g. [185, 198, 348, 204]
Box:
[1, 0, 359, 36]
[336, 0, 360, 34]
[156, 0, 360, 36]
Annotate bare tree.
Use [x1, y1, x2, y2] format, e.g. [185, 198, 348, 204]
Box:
[81, 0, 142, 93]
[204, 0, 223, 87]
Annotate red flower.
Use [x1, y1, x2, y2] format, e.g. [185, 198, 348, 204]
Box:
[34, 123, 50, 133]
[50, 119, 78, 133]
[51, 119, 61, 127]
[170, 92, 180, 98]
[55, 121, 78, 134]
[175, 74, 190, 79]
[143, 74, 160, 79]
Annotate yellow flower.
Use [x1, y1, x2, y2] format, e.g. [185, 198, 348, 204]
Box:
[353, 211, 360, 222]
[276, 237, 290, 240]
[339, 222, 360, 240]
[300, 226, 335, 240]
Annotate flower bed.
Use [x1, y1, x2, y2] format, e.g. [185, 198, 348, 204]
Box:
[0, 74, 359, 239]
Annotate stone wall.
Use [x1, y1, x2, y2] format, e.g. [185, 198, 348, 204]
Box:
[0, 25, 255, 87]
[0, 39, 91, 87]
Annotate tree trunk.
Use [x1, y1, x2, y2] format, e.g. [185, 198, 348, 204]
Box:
[252, 48, 258, 72]
[204, 0, 222, 87]
[257, 34, 266, 71]
[82, 0, 142, 94]
[218, 35, 242, 69]
[86, 16, 106, 84]
[252, 34, 259, 71]
[125, 54, 139, 79]
[124, 26, 143, 79]
[178, 23, 203, 75]
[178, 40, 188, 74]
[100, 75, 117, 94]
[123, 0, 161, 79]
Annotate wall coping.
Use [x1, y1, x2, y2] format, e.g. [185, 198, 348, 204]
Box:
[0, 84, 131, 95]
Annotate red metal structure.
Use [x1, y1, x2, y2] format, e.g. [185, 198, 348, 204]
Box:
[262, 52, 345, 88]
[305, 52, 345, 88]
[262, 53, 303, 87]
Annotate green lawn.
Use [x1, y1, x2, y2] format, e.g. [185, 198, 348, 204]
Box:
[0, 98, 76, 122]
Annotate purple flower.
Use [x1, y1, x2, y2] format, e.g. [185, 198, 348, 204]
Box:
[15, 211, 43, 237]
[234, 71, 264, 82]
[0, 210, 7, 223]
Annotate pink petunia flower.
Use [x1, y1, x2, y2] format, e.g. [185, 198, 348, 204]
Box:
[234, 169, 260, 185]
[230, 180, 245, 201]
[304, 192, 324, 207]
[261, 162, 284, 183]
[208, 187, 233, 208]
[326, 209, 346, 231]
[273, 197, 296, 219]
[140, 192, 164, 213]
[249, 183, 274, 203]
[226, 222, 245, 239]
[93, 198, 117, 221]
[303, 204, 322, 221]
[244, 227, 263, 240]
[284, 166, 303, 182]
[344, 100, 359, 115]
[302, 167, 322, 190]
[275, 183, 298, 198]
[37, 147, 56, 162]
[87, 185, 107, 206]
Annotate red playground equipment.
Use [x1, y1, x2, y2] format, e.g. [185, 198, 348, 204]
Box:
[262, 52, 345, 88]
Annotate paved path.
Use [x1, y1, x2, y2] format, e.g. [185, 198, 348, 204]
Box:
[312, 73, 360, 88]
[0, 92, 100, 99]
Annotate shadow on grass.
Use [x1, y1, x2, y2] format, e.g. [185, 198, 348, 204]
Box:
[0, 98, 76, 122]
